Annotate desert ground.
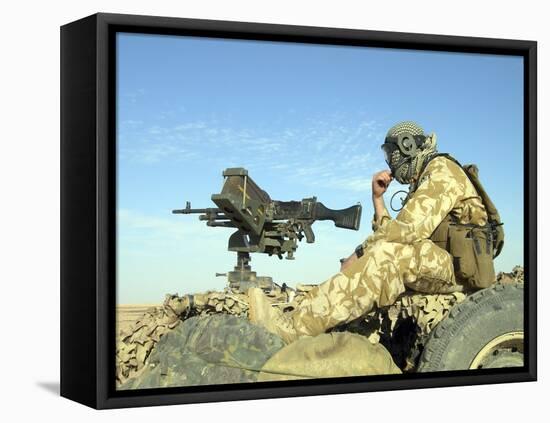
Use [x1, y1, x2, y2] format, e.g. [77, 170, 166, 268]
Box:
[116, 304, 161, 335]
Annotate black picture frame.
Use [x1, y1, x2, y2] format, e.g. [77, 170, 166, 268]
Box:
[60, 12, 537, 409]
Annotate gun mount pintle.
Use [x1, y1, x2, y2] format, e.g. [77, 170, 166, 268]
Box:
[173, 167, 362, 293]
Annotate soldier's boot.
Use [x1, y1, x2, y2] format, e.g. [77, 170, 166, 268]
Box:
[248, 288, 300, 344]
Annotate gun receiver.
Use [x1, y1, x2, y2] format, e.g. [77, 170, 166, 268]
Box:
[173, 167, 362, 292]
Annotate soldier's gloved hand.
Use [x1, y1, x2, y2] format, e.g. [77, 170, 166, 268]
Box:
[372, 170, 393, 198]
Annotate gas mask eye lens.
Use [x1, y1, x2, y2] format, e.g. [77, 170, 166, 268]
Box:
[383, 149, 390, 164]
[381, 144, 393, 165]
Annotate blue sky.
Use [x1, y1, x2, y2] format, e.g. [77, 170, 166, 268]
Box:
[116, 33, 524, 304]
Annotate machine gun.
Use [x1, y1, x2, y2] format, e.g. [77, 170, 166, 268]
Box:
[173, 168, 362, 293]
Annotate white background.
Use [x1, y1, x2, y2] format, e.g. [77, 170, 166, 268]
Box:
[1, 0, 546, 421]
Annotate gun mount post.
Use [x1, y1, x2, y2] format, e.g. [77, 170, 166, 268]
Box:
[225, 252, 274, 293]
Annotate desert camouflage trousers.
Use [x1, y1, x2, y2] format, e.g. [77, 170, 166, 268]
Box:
[291, 239, 461, 337]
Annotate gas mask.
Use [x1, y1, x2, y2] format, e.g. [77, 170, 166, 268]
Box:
[380, 121, 437, 184]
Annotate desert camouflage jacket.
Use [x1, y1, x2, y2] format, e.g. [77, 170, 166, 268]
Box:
[364, 156, 488, 246]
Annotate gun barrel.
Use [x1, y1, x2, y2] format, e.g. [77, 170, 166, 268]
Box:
[172, 207, 220, 214]
[172, 201, 222, 215]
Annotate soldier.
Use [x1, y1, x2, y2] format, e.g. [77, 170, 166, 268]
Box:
[249, 121, 499, 344]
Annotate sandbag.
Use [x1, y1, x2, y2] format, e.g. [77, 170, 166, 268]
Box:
[257, 332, 401, 381]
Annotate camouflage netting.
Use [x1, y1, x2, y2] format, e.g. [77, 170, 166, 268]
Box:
[116, 295, 186, 383]
[116, 266, 524, 385]
[496, 265, 524, 285]
[334, 291, 467, 370]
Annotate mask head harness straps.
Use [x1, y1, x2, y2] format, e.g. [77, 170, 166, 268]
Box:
[386, 133, 426, 155]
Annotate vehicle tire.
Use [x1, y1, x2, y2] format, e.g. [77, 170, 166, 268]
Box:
[417, 283, 524, 372]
